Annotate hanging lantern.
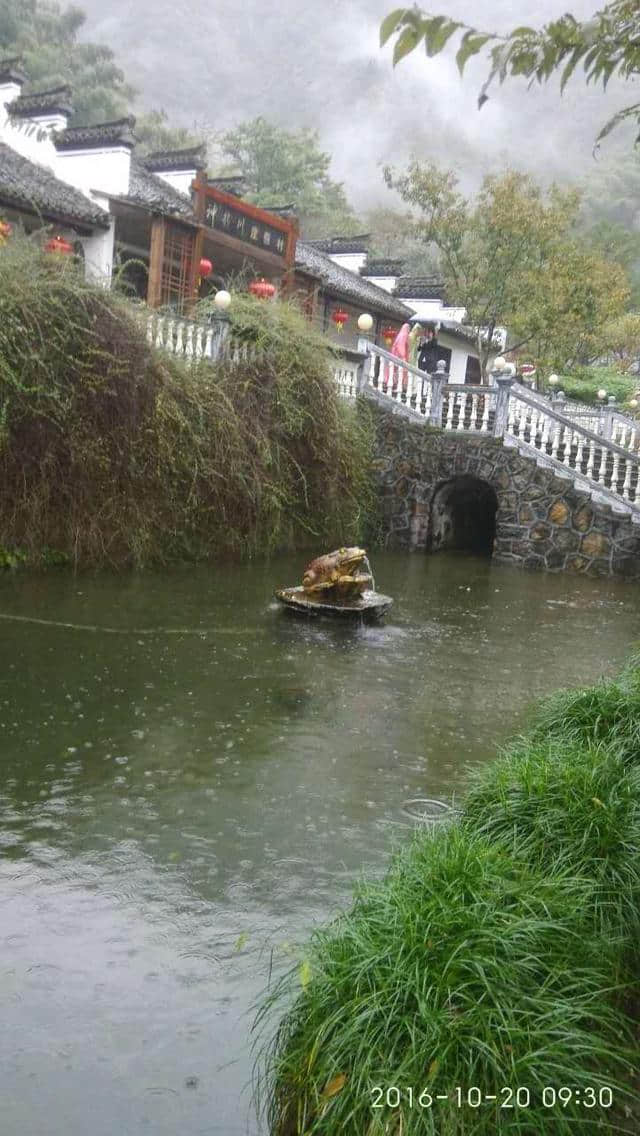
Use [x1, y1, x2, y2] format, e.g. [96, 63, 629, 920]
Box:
[45, 235, 74, 255]
[198, 257, 213, 279]
[0, 220, 12, 243]
[331, 308, 349, 332]
[381, 326, 395, 347]
[249, 277, 276, 299]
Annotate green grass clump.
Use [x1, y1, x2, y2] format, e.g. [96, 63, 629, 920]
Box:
[0, 234, 376, 568]
[258, 826, 636, 1136]
[524, 659, 640, 764]
[463, 740, 640, 947]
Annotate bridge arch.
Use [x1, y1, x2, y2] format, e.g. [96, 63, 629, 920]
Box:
[428, 475, 498, 556]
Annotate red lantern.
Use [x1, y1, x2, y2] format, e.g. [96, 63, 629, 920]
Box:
[331, 308, 349, 332]
[45, 235, 74, 255]
[0, 220, 12, 243]
[249, 277, 276, 299]
[198, 257, 213, 279]
[382, 326, 395, 347]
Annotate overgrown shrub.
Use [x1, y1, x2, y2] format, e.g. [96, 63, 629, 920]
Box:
[0, 236, 375, 567]
[545, 366, 637, 406]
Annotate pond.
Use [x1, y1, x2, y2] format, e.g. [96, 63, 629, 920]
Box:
[1, 551, 638, 1136]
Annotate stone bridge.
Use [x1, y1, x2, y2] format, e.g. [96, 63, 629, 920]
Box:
[359, 346, 640, 580]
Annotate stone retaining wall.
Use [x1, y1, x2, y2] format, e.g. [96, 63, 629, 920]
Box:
[372, 405, 640, 578]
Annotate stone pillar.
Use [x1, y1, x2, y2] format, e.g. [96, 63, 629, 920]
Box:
[428, 360, 447, 428]
[492, 374, 515, 437]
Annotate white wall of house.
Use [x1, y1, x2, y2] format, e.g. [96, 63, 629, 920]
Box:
[362, 274, 396, 294]
[329, 252, 368, 274]
[154, 169, 195, 197]
[57, 147, 131, 198]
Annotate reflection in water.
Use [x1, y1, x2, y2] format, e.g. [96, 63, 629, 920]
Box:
[0, 551, 638, 1135]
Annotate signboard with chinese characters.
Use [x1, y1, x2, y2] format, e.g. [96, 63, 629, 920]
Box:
[203, 196, 289, 258]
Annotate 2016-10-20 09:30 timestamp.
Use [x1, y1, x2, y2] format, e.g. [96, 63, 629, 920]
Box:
[371, 1085, 614, 1110]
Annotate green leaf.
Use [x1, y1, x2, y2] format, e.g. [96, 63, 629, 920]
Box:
[393, 24, 421, 66]
[299, 958, 312, 988]
[380, 8, 410, 48]
[423, 16, 462, 58]
[560, 45, 587, 92]
[456, 32, 492, 75]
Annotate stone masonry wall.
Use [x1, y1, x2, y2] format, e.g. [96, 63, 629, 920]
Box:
[371, 405, 640, 579]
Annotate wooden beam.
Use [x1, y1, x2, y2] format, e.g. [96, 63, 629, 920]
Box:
[147, 217, 165, 308]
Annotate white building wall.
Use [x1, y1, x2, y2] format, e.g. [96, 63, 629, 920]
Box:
[362, 274, 397, 294]
[328, 252, 367, 273]
[154, 169, 195, 197]
[56, 147, 131, 198]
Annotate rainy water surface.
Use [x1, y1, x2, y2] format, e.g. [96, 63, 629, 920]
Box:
[1, 551, 639, 1135]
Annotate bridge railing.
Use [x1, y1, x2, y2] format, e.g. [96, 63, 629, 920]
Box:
[506, 387, 640, 508]
[512, 385, 640, 453]
[360, 344, 640, 514]
[360, 343, 501, 433]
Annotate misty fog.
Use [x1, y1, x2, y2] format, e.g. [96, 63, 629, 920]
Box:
[79, 0, 635, 206]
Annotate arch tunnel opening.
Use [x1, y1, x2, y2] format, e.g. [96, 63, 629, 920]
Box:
[428, 476, 498, 557]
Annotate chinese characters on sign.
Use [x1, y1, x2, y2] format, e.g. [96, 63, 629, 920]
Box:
[204, 199, 287, 256]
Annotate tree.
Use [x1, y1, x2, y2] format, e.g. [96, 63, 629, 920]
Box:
[383, 161, 629, 376]
[0, 0, 134, 124]
[216, 117, 361, 238]
[363, 205, 440, 274]
[0, 0, 197, 149]
[380, 1, 640, 145]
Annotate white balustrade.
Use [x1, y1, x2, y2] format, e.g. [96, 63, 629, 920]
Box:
[506, 389, 640, 508]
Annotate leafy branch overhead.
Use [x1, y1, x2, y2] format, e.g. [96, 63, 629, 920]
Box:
[380, 2, 640, 144]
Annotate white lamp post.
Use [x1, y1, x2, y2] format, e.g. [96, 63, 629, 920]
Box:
[597, 388, 607, 401]
[213, 289, 231, 311]
[357, 312, 374, 333]
[548, 374, 559, 386]
[630, 398, 638, 409]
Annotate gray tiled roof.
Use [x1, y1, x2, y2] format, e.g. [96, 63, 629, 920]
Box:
[394, 275, 445, 300]
[361, 258, 404, 277]
[306, 234, 371, 254]
[7, 85, 73, 119]
[122, 157, 197, 220]
[0, 141, 109, 229]
[206, 175, 247, 198]
[0, 57, 26, 85]
[295, 241, 412, 320]
[55, 118, 136, 151]
[145, 146, 205, 172]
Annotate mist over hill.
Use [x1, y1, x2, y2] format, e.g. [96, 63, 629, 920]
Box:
[80, 0, 634, 207]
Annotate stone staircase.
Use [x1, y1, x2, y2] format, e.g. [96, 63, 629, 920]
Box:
[358, 344, 640, 525]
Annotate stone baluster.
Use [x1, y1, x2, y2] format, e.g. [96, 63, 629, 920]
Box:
[146, 314, 155, 345]
[445, 388, 456, 430]
[184, 323, 194, 358]
[622, 459, 633, 500]
[204, 327, 214, 358]
[481, 391, 491, 432]
[492, 372, 515, 437]
[154, 315, 165, 351]
[175, 321, 184, 355]
[404, 368, 414, 408]
[575, 431, 586, 472]
[611, 450, 621, 492]
[470, 392, 479, 429]
[597, 444, 608, 487]
[586, 437, 596, 479]
[428, 361, 447, 428]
